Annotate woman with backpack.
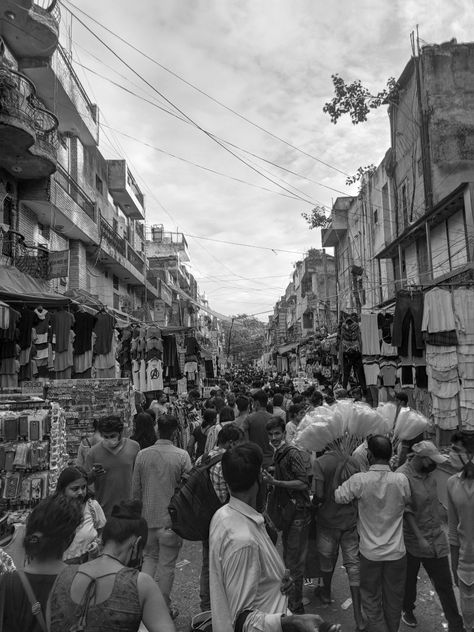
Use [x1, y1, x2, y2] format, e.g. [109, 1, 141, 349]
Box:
[55, 466, 106, 564]
[48, 500, 176, 632]
[0, 495, 82, 632]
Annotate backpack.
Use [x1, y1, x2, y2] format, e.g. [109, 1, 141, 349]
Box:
[168, 453, 224, 541]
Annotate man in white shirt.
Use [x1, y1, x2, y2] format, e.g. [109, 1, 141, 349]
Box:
[209, 442, 340, 632]
[335, 435, 411, 632]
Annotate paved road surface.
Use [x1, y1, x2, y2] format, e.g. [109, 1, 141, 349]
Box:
[169, 539, 452, 631]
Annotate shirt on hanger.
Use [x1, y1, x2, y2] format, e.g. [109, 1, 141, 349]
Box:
[147, 359, 164, 391]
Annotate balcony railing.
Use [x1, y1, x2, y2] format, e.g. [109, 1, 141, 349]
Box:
[127, 243, 144, 273]
[0, 66, 59, 153]
[32, 0, 61, 22]
[100, 217, 126, 257]
[55, 165, 96, 221]
[0, 230, 49, 280]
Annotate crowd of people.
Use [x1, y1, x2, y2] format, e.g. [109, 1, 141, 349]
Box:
[0, 367, 473, 632]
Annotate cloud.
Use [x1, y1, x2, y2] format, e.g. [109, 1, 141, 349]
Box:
[70, 0, 474, 317]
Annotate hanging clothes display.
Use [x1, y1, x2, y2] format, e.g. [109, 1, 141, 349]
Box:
[339, 313, 366, 391]
[392, 289, 424, 355]
[93, 310, 116, 356]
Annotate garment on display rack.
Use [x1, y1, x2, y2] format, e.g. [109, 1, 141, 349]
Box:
[93, 310, 116, 356]
[422, 287, 458, 334]
[73, 311, 97, 355]
[392, 289, 424, 355]
[52, 309, 74, 354]
[360, 313, 380, 356]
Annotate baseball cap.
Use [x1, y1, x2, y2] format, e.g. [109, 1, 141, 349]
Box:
[412, 440, 448, 464]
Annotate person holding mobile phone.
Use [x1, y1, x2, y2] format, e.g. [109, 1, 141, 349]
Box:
[85, 417, 140, 518]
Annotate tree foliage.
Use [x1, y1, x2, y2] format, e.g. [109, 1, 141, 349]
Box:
[323, 74, 399, 125]
[301, 205, 330, 230]
[346, 164, 377, 187]
[221, 314, 265, 364]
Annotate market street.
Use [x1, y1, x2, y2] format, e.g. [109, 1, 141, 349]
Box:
[171, 540, 450, 632]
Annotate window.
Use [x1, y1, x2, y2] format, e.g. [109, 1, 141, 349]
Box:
[95, 175, 103, 195]
[113, 274, 119, 291]
[113, 293, 119, 309]
[373, 208, 378, 224]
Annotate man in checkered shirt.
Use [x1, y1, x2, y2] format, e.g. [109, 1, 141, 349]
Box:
[132, 414, 191, 619]
[196, 424, 244, 612]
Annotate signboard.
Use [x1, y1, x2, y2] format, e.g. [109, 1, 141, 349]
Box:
[49, 249, 70, 279]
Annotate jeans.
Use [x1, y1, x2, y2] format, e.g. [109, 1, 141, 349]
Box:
[316, 525, 360, 586]
[459, 580, 474, 631]
[342, 351, 366, 390]
[200, 539, 210, 611]
[142, 526, 182, 607]
[392, 290, 424, 355]
[282, 510, 310, 613]
[360, 554, 406, 632]
[404, 553, 464, 631]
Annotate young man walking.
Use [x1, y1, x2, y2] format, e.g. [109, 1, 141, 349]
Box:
[209, 442, 341, 632]
[132, 414, 191, 617]
[85, 416, 140, 517]
[335, 435, 411, 632]
[263, 417, 311, 614]
[397, 441, 464, 631]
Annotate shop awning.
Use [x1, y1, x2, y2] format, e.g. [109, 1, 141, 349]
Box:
[0, 266, 70, 307]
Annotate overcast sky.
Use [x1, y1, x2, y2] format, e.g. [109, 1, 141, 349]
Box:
[62, 0, 474, 320]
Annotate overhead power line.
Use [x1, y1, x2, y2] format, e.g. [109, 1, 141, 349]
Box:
[58, 3, 322, 207]
[61, 0, 350, 178]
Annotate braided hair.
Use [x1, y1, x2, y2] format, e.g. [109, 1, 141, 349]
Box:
[23, 495, 83, 562]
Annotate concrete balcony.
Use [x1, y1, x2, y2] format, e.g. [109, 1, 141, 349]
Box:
[148, 227, 190, 262]
[19, 165, 99, 244]
[98, 216, 146, 286]
[107, 160, 145, 221]
[0, 65, 58, 178]
[0, 0, 60, 61]
[20, 45, 99, 147]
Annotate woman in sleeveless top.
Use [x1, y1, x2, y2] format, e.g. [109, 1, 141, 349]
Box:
[49, 500, 175, 632]
[0, 495, 82, 632]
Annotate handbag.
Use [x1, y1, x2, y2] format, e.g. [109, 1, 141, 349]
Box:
[17, 571, 49, 632]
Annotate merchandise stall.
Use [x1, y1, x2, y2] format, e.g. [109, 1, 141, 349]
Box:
[356, 279, 474, 444]
[45, 378, 134, 462]
[0, 393, 69, 524]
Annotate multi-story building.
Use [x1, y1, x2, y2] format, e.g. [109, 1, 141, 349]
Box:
[0, 0, 159, 319]
[323, 40, 474, 314]
[262, 250, 337, 371]
[147, 226, 204, 328]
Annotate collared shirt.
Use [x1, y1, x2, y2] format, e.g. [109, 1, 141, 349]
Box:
[132, 439, 191, 528]
[397, 458, 449, 558]
[272, 407, 287, 423]
[273, 444, 310, 508]
[196, 447, 228, 503]
[209, 497, 287, 632]
[447, 473, 474, 585]
[335, 464, 411, 561]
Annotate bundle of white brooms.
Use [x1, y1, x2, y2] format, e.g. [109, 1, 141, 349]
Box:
[295, 399, 431, 456]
